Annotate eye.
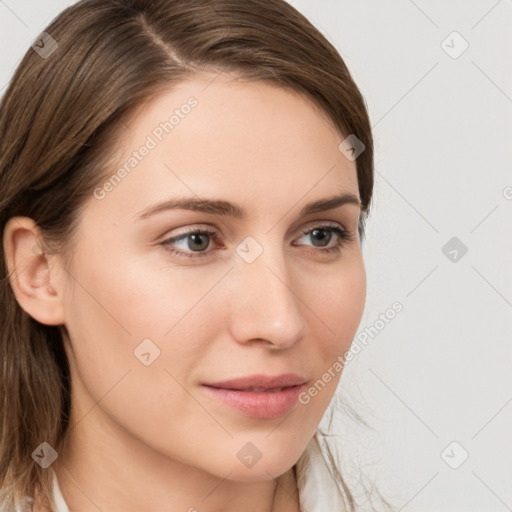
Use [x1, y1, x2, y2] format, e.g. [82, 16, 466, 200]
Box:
[294, 224, 354, 255]
[161, 228, 219, 259]
[297, 226, 337, 247]
[176, 232, 211, 251]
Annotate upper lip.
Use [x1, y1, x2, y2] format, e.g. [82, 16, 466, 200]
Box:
[203, 373, 307, 390]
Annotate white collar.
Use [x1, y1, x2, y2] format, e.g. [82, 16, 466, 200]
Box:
[296, 431, 346, 511]
[51, 470, 69, 512]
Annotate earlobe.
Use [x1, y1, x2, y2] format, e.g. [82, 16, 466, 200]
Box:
[3, 216, 66, 326]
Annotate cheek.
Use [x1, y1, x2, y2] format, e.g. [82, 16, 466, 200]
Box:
[61, 246, 228, 413]
[61, 251, 232, 467]
[285, 256, 366, 417]
[64, 245, 229, 346]
[303, 255, 366, 357]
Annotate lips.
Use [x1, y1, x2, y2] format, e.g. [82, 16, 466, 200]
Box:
[203, 373, 307, 391]
[239, 387, 286, 392]
[201, 374, 307, 419]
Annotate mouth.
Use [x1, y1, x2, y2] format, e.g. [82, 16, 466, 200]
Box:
[203, 373, 307, 391]
[227, 386, 288, 392]
[201, 374, 307, 419]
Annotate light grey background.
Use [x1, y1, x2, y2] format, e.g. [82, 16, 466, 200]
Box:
[1, 1, 511, 511]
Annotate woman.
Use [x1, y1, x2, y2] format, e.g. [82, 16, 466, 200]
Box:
[0, 1, 388, 510]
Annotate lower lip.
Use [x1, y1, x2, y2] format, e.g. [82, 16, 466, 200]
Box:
[201, 384, 304, 419]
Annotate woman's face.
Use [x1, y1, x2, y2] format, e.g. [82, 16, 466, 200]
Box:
[55, 71, 366, 481]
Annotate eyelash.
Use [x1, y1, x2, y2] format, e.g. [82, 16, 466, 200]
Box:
[161, 224, 355, 260]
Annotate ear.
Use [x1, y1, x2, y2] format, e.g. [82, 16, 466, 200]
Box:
[3, 216, 66, 326]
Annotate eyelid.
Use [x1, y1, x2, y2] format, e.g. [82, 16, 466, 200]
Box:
[297, 219, 348, 234]
[160, 222, 218, 237]
[160, 226, 220, 260]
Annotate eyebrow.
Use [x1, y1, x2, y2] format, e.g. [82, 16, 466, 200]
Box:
[134, 192, 361, 221]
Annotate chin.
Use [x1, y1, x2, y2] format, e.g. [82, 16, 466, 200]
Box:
[203, 440, 305, 482]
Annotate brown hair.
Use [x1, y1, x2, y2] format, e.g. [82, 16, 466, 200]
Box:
[0, 1, 378, 510]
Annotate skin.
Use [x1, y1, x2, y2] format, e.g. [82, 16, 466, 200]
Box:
[4, 71, 366, 512]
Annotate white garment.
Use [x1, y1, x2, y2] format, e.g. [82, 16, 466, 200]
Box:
[295, 431, 347, 511]
[50, 473, 68, 512]
[50, 431, 345, 512]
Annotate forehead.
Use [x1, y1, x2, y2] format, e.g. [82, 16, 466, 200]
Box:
[89, 72, 359, 222]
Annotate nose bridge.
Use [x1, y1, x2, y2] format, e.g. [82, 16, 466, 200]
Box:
[228, 237, 305, 347]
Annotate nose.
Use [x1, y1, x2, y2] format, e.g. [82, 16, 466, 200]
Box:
[227, 240, 305, 349]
